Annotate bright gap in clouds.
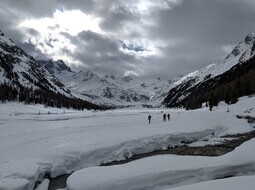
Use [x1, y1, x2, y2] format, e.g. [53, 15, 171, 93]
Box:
[17, 5, 169, 76]
[18, 9, 102, 64]
[20, 9, 102, 35]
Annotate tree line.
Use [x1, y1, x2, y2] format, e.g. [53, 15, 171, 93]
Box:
[184, 59, 255, 110]
[0, 82, 110, 110]
[0, 50, 111, 110]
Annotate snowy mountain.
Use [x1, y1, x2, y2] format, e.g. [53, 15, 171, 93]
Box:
[38, 59, 172, 107]
[37, 59, 72, 74]
[0, 29, 69, 95]
[164, 32, 255, 108]
[0, 28, 171, 108]
[0, 29, 103, 110]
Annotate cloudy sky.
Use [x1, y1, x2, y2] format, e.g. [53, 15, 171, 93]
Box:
[0, 0, 255, 79]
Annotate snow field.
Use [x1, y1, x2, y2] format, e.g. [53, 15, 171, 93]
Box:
[0, 96, 254, 189]
[166, 175, 255, 190]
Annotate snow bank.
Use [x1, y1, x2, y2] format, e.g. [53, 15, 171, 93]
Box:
[67, 139, 255, 190]
[165, 175, 255, 190]
[0, 160, 42, 190]
[227, 95, 255, 117]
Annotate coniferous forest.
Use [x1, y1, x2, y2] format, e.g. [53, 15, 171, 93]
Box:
[0, 82, 110, 110]
[182, 57, 255, 110]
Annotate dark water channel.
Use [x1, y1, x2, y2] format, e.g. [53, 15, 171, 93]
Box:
[47, 128, 255, 190]
[47, 173, 71, 190]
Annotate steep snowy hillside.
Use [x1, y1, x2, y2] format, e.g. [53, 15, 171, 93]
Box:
[0, 30, 68, 95]
[0, 30, 103, 110]
[39, 59, 172, 106]
[164, 32, 255, 108]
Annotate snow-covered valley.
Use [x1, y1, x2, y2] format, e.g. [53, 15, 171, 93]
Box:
[0, 96, 255, 190]
[1, 1, 255, 189]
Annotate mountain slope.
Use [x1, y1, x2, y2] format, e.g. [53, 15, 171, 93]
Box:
[163, 33, 255, 108]
[63, 74, 171, 107]
[0, 30, 103, 110]
[0, 30, 68, 94]
[38, 59, 172, 107]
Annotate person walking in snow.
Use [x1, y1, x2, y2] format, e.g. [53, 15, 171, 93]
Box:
[163, 114, 166, 122]
[167, 113, 170, 121]
[148, 115, 152, 124]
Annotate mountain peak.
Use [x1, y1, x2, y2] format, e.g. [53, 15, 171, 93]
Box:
[84, 70, 95, 77]
[225, 32, 255, 59]
[37, 59, 72, 73]
[72, 70, 101, 82]
[55, 59, 65, 65]
[55, 59, 72, 72]
[244, 32, 255, 45]
[105, 74, 116, 80]
[122, 75, 133, 82]
[110, 75, 115, 80]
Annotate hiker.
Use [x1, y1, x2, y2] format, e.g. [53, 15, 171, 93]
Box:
[163, 114, 166, 121]
[148, 115, 152, 124]
[167, 113, 170, 121]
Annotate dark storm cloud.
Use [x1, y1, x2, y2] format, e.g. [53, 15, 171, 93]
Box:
[141, 0, 255, 78]
[0, 7, 24, 42]
[65, 30, 138, 75]
[140, 44, 224, 79]
[26, 28, 40, 36]
[149, 0, 255, 45]
[98, 3, 141, 32]
[19, 42, 47, 59]
[0, 0, 255, 79]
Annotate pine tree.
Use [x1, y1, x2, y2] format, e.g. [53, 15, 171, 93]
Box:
[208, 93, 215, 111]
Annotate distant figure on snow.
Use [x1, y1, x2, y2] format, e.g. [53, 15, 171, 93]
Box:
[163, 114, 166, 121]
[148, 115, 152, 124]
[167, 113, 170, 121]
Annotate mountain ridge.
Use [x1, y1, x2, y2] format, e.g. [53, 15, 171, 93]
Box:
[163, 32, 255, 109]
[0, 30, 104, 110]
[1, 28, 254, 109]
[38, 58, 172, 107]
